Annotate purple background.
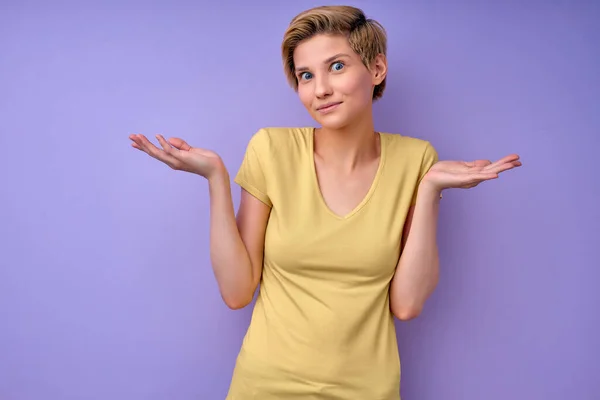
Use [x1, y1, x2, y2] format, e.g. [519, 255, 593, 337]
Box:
[1, 1, 598, 399]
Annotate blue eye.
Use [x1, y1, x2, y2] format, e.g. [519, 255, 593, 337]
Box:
[332, 62, 344, 71]
[300, 72, 313, 80]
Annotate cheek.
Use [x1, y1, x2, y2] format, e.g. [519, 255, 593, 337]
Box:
[298, 85, 313, 107]
[342, 74, 373, 103]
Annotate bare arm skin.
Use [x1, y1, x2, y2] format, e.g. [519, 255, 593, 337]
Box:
[129, 133, 270, 310]
[209, 169, 270, 309]
[390, 154, 522, 320]
[390, 184, 441, 321]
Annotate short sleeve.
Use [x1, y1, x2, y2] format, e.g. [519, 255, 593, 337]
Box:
[234, 129, 273, 207]
[411, 141, 439, 205]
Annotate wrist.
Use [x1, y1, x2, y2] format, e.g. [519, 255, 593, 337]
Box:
[418, 178, 443, 202]
[206, 160, 229, 184]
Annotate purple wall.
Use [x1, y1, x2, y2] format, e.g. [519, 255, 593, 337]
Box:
[1, 1, 598, 399]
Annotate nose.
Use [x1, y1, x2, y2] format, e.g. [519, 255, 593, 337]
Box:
[314, 74, 332, 99]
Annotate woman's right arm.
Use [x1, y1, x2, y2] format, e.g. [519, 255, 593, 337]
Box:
[129, 133, 270, 310]
[208, 168, 270, 309]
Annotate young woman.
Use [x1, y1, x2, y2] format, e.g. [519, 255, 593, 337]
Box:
[129, 5, 521, 399]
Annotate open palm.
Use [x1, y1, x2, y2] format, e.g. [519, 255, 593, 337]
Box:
[424, 154, 522, 190]
[129, 133, 223, 178]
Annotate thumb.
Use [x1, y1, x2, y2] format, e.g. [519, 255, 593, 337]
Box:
[168, 137, 192, 151]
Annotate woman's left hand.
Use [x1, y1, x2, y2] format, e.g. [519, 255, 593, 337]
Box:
[422, 154, 522, 192]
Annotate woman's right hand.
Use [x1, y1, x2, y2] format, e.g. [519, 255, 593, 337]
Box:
[129, 133, 225, 180]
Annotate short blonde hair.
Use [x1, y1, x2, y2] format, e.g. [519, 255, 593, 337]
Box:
[281, 5, 388, 100]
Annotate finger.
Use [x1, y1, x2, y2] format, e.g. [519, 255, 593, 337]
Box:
[168, 137, 192, 151]
[469, 159, 492, 168]
[129, 133, 143, 146]
[130, 134, 153, 152]
[130, 134, 152, 152]
[134, 134, 180, 166]
[485, 154, 520, 170]
[488, 160, 522, 174]
[136, 134, 161, 154]
[470, 172, 499, 181]
[156, 134, 180, 156]
[497, 154, 520, 163]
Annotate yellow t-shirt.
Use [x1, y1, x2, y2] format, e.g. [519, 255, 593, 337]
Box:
[227, 127, 438, 400]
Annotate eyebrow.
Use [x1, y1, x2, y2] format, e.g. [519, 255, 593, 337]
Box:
[295, 53, 351, 73]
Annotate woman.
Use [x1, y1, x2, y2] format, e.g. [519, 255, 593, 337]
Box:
[129, 5, 521, 399]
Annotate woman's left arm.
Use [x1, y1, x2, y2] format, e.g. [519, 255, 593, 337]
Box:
[390, 154, 522, 321]
[389, 182, 441, 321]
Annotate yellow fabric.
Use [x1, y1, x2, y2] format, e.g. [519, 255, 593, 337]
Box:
[227, 127, 438, 400]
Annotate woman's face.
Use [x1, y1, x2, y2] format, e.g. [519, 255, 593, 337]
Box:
[293, 33, 386, 130]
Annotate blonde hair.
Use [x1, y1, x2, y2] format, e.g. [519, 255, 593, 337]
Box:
[281, 5, 388, 100]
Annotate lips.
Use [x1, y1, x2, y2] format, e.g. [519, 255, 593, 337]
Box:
[316, 102, 342, 112]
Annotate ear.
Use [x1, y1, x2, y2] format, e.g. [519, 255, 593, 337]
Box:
[371, 54, 387, 85]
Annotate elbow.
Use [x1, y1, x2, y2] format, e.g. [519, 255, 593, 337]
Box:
[224, 297, 251, 310]
[391, 300, 423, 321]
[222, 289, 254, 310]
[219, 277, 257, 310]
[392, 306, 422, 321]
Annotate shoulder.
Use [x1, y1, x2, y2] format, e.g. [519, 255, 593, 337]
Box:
[382, 132, 437, 164]
[244, 126, 312, 155]
[382, 132, 435, 152]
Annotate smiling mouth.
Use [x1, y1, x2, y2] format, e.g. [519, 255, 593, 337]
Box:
[317, 102, 342, 112]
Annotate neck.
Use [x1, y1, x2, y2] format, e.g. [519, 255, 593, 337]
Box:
[314, 113, 379, 171]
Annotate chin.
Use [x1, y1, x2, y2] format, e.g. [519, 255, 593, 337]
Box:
[312, 113, 353, 130]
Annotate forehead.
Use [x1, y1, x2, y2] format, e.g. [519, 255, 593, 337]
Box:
[293, 34, 357, 66]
